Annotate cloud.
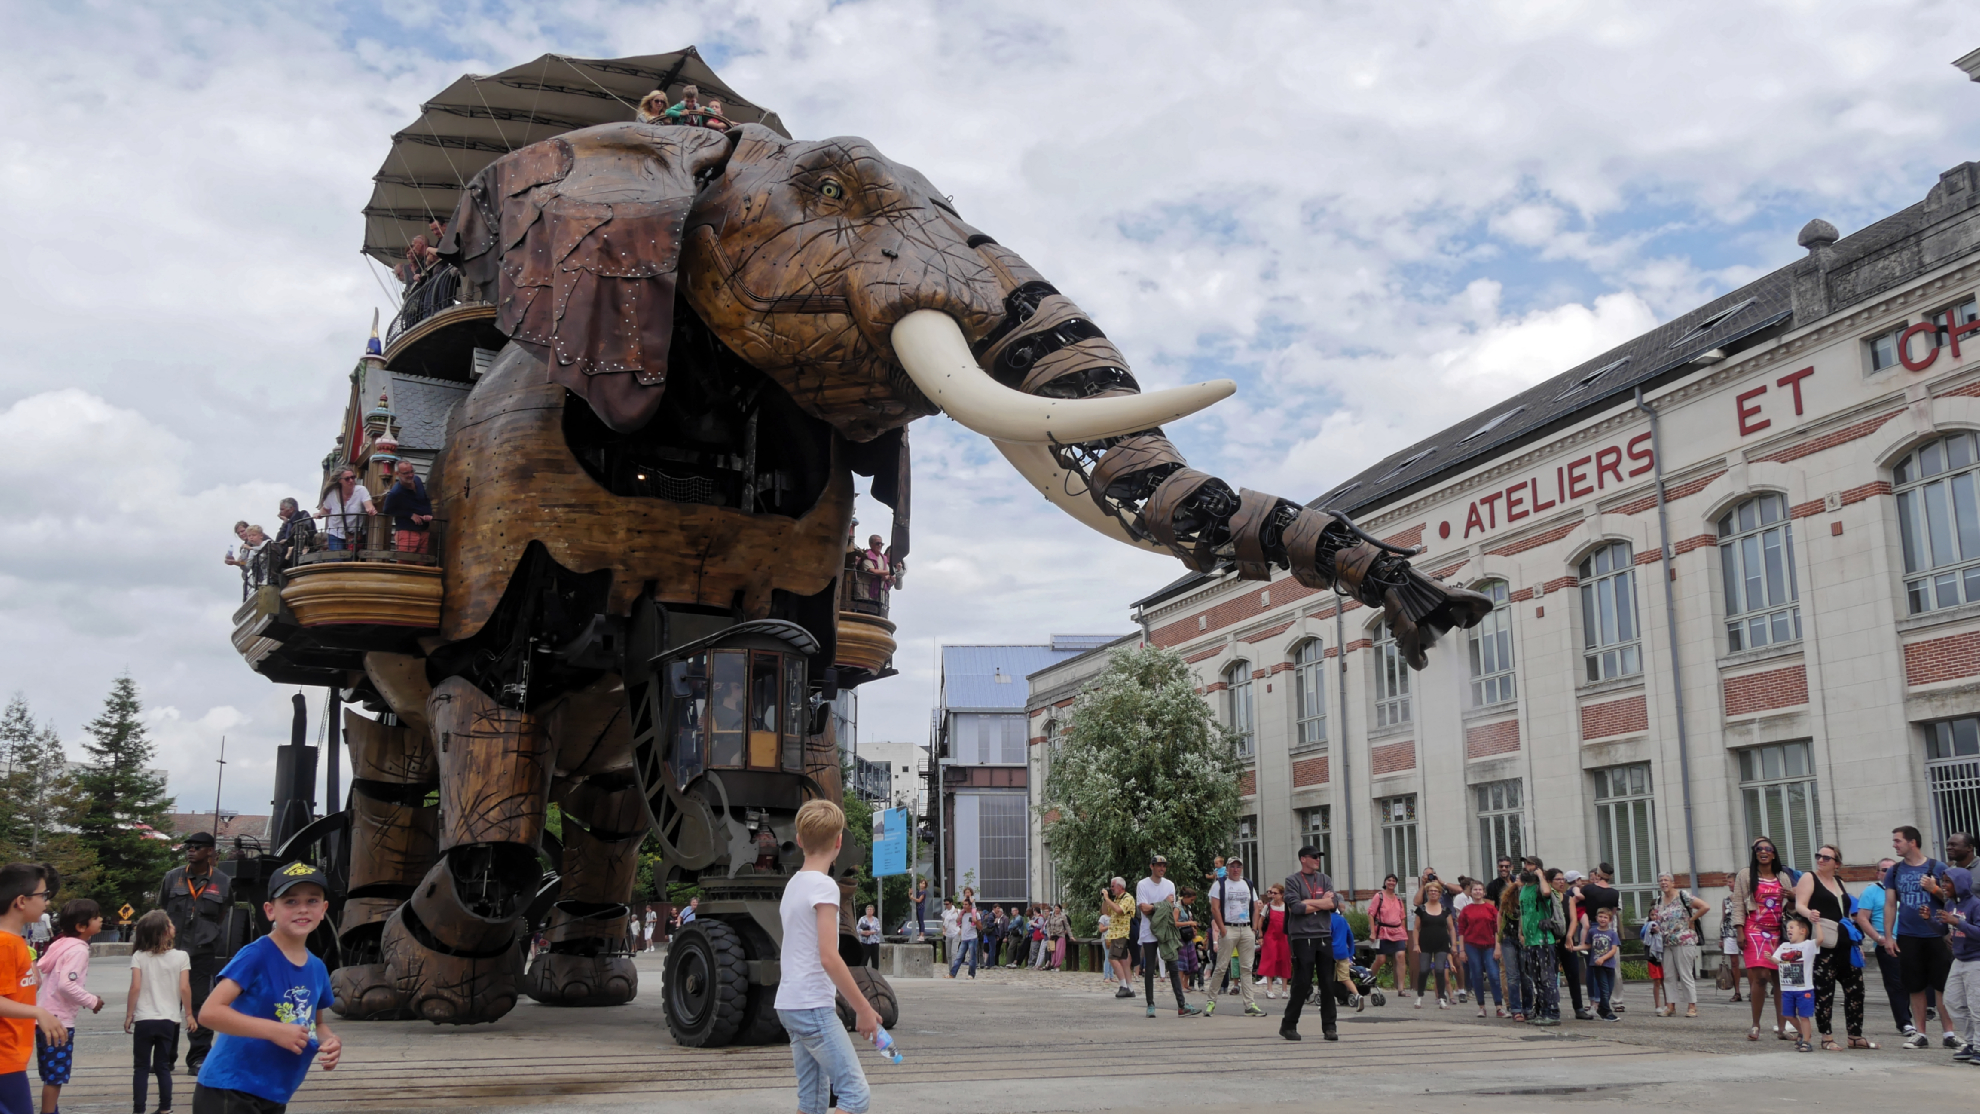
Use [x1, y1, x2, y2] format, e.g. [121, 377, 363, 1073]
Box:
[2, 0, 1977, 773]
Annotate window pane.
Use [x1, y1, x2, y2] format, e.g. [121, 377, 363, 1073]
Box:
[1762, 530, 1787, 607]
[709, 650, 747, 767]
[1722, 541, 1741, 614]
[1928, 480, 1957, 569]
[1900, 489, 1922, 573]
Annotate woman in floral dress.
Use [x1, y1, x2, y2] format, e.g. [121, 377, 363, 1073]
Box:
[1732, 837, 1797, 1041]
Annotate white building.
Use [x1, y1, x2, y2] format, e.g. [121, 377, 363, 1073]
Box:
[1033, 116, 1980, 920]
[852, 740, 929, 815]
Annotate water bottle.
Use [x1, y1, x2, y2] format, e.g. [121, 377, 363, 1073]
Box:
[871, 1025, 903, 1064]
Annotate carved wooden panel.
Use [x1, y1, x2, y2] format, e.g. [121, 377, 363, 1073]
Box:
[427, 677, 549, 849]
[435, 343, 853, 641]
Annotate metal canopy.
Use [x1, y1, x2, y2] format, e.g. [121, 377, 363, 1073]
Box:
[362, 47, 789, 266]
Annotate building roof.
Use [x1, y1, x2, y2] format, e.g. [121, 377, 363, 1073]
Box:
[941, 640, 1127, 710]
[389, 373, 472, 451]
[1134, 161, 1980, 612]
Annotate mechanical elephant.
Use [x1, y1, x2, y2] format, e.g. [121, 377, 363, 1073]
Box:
[336, 118, 1490, 1033]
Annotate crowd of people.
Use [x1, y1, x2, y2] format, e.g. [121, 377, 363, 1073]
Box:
[634, 85, 735, 130]
[223, 461, 436, 597]
[888, 823, 1980, 1058]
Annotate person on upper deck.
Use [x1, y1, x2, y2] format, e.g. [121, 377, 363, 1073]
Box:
[238, 526, 275, 592]
[275, 498, 316, 567]
[315, 467, 374, 551]
[382, 461, 434, 555]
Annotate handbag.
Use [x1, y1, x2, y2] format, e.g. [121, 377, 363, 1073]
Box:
[1715, 956, 1737, 990]
[1815, 917, 1840, 949]
[1538, 893, 1566, 941]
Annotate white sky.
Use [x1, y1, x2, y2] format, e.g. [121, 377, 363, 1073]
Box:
[2, 1, 1978, 813]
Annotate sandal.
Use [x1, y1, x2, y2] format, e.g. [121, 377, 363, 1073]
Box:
[1796, 1039, 1812, 1053]
[1685, 1007, 1698, 1018]
[1822, 1039, 1842, 1051]
[1777, 1025, 1794, 1041]
[1849, 1036, 1879, 1049]
[1748, 1026, 1760, 1041]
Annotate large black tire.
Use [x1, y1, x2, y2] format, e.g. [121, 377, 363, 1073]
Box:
[835, 965, 899, 1032]
[664, 921, 748, 1047]
[735, 982, 788, 1046]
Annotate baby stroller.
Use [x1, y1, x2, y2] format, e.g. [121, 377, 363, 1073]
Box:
[1340, 962, 1385, 1009]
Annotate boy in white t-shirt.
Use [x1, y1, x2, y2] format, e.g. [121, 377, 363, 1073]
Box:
[1772, 914, 1820, 1053]
[777, 799, 880, 1114]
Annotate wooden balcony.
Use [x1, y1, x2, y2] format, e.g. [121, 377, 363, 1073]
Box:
[281, 562, 443, 630]
[835, 609, 898, 680]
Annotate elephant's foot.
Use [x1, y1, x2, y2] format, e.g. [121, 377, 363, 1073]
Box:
[330, 962, 413, 1020]
[378, 905, 523, 1024]
[524, 952, 638, 1007]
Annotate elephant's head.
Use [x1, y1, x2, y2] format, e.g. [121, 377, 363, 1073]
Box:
[442, 120, 1491, 667]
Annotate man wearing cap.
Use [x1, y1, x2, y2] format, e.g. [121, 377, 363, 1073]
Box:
[1136, 855, 1201, 1017]
[159, 831, 233, 1073]
[1281, 845, 1340, 1041]
[1204, 856, 1265, 1016]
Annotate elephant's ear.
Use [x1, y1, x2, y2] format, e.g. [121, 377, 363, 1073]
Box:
[438, 123, 733, 433]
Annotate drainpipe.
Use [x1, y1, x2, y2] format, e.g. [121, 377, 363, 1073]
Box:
[1334, 591, 1357, 901]
[1633, 386, 1700, 890]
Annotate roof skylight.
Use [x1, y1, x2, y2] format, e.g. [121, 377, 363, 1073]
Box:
[1459, 406, 1527, 443]
[1379, 447, 1437, 481]
[1555, 357, 1630, 400]
[1667, 297, 1755, 348]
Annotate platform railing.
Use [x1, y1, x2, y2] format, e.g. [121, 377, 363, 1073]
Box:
[294, 514, 445, 569]
[386, 264, 465, 342]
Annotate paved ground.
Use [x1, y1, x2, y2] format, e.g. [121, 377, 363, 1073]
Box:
[40, 953, 1978, 1112]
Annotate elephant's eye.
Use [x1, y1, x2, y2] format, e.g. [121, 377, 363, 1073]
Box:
[819, 179, 845, 200]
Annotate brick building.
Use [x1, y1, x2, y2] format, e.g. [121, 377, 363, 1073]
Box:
[1097, 153, 1980, 919]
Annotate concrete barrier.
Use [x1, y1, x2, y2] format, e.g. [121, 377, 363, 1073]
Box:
[877, 942, 933, 978]
[90, 942, 134, 958]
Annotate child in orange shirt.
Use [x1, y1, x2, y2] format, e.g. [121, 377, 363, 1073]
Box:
[0, 865, 64, 1114]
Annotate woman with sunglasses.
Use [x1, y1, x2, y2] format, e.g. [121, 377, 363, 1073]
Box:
[315, 468, 376, 552]
[1794, 844, 1876, 1049]
[1732, 837, 1796, 1041]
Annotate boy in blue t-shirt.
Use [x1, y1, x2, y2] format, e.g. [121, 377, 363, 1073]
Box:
[193, 862, 340, 1114]
[1586, 908, 1623, 1022]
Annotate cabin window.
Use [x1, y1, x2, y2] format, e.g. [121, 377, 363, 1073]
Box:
[669, 654, 708, 789]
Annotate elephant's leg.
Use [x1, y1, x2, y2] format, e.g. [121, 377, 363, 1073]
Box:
[525, 771, 646, 1006]
[330, 709, 438, 1019]
[378, 677, 547, 1024]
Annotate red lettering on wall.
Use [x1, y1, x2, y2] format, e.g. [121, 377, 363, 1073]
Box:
[1479, 490, 1503, 528]
[1531, 475, 1557, 511]
[1952, 316, 1980, 359]
[1776, 367, 1813, 415]
[1736, 386, 1770, 435]
[1626, 432, 1655, 477]
[1567, 456, 1594, 498]
[1557, 467, 1566, 506]
[1595, 446, 1623, 489]
[1900, 322, 1940, 372]
[1505, 482, 1528, 522]
[1464, 503, 1486, 538]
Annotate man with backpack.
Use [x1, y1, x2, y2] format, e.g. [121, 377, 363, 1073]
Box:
[1203, 857, 1265, 1016]
[1880, 825, 1958, 1049]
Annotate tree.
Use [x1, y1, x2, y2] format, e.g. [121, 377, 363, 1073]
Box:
[840, 775, 915, 930]
[1037, 645, 1244, 937]
[0, 697, 98, 896]
[68, 675, 175, 911]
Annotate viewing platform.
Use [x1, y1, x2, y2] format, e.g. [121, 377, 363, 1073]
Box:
[229, 517, 444, 685]
[835, 553, 898, 683]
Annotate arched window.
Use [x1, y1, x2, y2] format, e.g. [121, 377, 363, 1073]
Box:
[1579, 542, 1641, 681]
[1895, 431, 1980, 614]
[1292, 639, 1327, 750]
[1467, 580, 1515, 706]
[1225, 660, 1255, 758]
[1719, 493, 1800, 651]
[1373, 622, 1410, 727]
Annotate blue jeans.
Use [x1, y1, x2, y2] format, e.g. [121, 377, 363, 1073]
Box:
[1502, 942, 1526, 1014]
[778, 1006, 869, 1114]
[1588, 965, 1616, 1013]
[1466, 946, 1503, 1007]
[326, 535, 351, 551]
[949, 938, 978, 976]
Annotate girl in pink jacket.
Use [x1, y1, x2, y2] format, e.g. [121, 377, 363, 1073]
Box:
[35, 899, 103, 1114]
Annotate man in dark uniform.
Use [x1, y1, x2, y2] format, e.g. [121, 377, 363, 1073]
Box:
[158, 831, 232, 1073]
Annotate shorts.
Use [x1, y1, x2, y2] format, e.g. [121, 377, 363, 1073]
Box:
[1897, 933, 1954, 995]
[392, 529, 431, 554]
[0, 1071, 29, 1114]
[34, 1027, 73, 1086]
[1108, 937, 1129, 960]
[1647, 961, 1664, 980]
[778, 1006, 869, 1114]
[1782, 988, 1815, 1018]
[192, 1086, 289, 1114]
[1377, 938, 1406, 956]
[1334, 959, 1353, 983]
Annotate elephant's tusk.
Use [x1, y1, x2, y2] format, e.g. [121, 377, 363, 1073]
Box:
[992, 439, 1172, 554]
[890, 310, 1234, 443]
